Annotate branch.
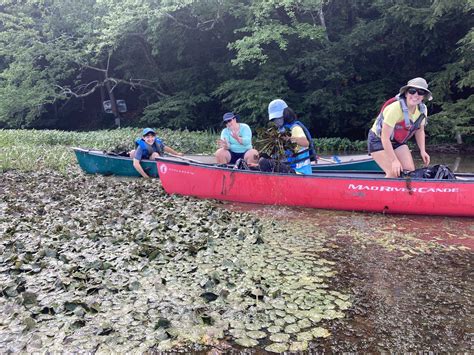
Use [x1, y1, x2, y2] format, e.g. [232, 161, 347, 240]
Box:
[56, 81, 101, 98]
[112, 78, 169, 97]
[56, 77, 168, 99]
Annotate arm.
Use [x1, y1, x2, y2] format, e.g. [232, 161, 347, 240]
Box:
[380, 123, 402, 177]
[217, 129, 230, 149]
[290, 136, 309, 147]
[290, 126, 309, 147]
[232, 125, 252, 146]
[164, 146, 183, 156]
[414, 125, 430, 166]
[133, 158, 150, 178]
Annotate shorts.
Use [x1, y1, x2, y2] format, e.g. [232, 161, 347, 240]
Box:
[229, 151, 246, 164]
[367, 130, 406, 154]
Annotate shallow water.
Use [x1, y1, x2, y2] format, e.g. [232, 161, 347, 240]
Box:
[336, 152, 474, 173]
[221, 202, 473, 352]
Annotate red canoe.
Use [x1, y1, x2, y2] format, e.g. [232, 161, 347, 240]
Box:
[156, 157, 474, 217]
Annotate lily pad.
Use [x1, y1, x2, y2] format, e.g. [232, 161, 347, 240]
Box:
[265, 342, 289, 353]
[235, 337, 259, 347]
[269, 333, 290, 342]
[312, 327, 331, 338]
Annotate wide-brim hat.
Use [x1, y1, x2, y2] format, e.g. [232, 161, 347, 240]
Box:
[399, 77, 433, 101]
[222, 112, 239, 124]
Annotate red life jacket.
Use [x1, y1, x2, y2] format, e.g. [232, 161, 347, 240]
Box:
[375, 95, 427, 144]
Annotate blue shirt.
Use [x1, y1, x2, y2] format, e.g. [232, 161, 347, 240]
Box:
[220, 123, 253, 153]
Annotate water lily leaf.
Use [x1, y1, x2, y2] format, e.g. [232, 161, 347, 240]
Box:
[335, 299, 352, 310]
[289, 341, 309, 351]
[246, 330, 266, 339]
[297, 318, 311, 329]
[267, 325, 281, 333]
[296, 331, 313, 341]
[155, 318, 171, 329]
[22, 292, 37, 305]
[284, 323, 300, 334]
[312, 327, 331, 338]
[235, 337, 258, 347]
[245, 323, 262, 331]
[269, 333, 290, 342]
[200, 292, 218, 302]
[265, 342, 289, 353]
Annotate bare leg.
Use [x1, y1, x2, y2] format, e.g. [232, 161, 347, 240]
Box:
[371, 150, 393, 177]
[394, 145, 415, 171]
[215, 148, 231, 164]
[244, 149, 259, 165]
[372, 145, 415, 178]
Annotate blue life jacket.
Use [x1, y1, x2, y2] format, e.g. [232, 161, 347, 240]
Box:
[134, 138, 164, 159]
[283, 121, 317, 164]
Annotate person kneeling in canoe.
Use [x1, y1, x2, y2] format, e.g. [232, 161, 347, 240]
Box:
[215, 112, 259, 166]
[368, 77, 432, 178]
[264, 99, 315, 175]
[130, 128, 183, 178]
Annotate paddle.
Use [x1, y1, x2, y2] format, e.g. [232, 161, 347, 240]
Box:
[317, 155, 342, 164]
[165, 153, 211, 164]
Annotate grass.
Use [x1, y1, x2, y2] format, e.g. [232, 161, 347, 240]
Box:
[0, 128, 218, 173]
[0, 128, 367, 173]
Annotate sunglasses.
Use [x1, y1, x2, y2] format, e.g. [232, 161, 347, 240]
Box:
[407, 88, 428, 96]
[224, 119, 233, 124]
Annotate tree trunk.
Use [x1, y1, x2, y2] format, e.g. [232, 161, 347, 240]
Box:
[105, 81, 120, 128]
[455, 131, 463, 144]
[318, 7, 329, 41]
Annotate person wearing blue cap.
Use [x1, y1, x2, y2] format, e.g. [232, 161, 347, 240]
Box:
[265, 99, 315, 175]
[130, 128, 183, 178]
[215, 112, 259, 166]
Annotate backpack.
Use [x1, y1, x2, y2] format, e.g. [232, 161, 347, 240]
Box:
[407, 165, 456, 180]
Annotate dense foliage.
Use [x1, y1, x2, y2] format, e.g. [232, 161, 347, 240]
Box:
[0, 128, 217, 173]
[0, 0, 472, 143]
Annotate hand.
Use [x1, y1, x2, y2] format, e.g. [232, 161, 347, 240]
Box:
[217, 139, 228, 149]
[230, 130, 242, 143]
[420, 151, 430, 166]
[391, 159, 402, 177]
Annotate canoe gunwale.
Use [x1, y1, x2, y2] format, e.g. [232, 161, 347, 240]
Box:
[156, 157, 474, 183]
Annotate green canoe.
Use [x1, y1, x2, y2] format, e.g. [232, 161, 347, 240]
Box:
[73, 147, 381, 177]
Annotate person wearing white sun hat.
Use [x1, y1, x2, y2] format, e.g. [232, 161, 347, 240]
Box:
[368, 77, 432, 178]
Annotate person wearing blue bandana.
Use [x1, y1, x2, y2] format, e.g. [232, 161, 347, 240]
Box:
[267, 99, 314, 175]
[130, 128, 183, 178]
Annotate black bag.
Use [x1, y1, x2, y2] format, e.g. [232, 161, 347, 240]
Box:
[258, 157, 295, 174]
[407, 165, 456, 180]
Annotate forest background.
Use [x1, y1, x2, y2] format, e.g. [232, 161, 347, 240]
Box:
[0, 0, 472, 144]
